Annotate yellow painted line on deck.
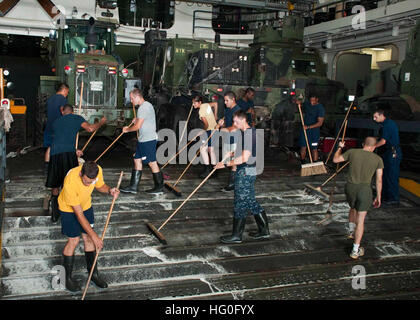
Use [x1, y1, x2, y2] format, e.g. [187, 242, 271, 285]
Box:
[400, 178, 420, 198]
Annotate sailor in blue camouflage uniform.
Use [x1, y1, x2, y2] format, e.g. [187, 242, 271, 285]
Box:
[215, 110, 269, 244]
[373, 109, 402, 206]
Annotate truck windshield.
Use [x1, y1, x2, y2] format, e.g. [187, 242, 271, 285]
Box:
[62, 25, 112, 54]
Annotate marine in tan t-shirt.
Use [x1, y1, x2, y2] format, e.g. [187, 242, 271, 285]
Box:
[192, 96, 219, 178]
[198, 103, 217, 130]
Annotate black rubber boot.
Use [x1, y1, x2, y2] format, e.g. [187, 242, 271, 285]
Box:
[63, 254, 81, 292]
[249, 211, 270, 240]
[220, 218, 246, 244]
[85, 251, 108, 289]
[44, 162, 49, 176]
[146, 171, 164, 194]
[51, 195, 60, 223]
[210, 164, 218, 178]
[199, 164, 212, 179]
[120, 170, 142, 194]
[221, 170, 235, 192]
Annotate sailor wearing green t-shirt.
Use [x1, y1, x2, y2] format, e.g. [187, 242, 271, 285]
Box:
[333, 137, 384, 259]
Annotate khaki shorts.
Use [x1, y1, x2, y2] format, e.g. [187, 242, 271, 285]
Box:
[345, 183, 373, 212]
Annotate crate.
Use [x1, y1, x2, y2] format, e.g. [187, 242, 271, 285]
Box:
[144, 30, 167, 44]
[319, 137, 358, 153]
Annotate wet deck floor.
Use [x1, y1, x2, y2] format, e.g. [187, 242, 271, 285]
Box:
[1, 140, 420, 300]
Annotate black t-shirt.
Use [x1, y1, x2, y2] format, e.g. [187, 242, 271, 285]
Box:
[224, 105, 241, 128]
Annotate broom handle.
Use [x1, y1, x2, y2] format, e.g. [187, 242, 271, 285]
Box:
[133, 104, 139, 140]
[161, 131, 201, 170]
[297, 103, 313, 163]
[75, 82, 84, 149]
[174, 149, 201, 187]
[341, 119, 348, 143]
[94, 123, 134, 162]
[81, 171, 123, 300]
[334, 119, 348, 173]
[174, 129, 218, 186]
[179, 104, 193, 145]
[158, 153, 231, 232]
[81, 129, 98, 152]
[324, 118, 350, 220]
[325, 102, 353, 164]
[321, 161, 349, 187]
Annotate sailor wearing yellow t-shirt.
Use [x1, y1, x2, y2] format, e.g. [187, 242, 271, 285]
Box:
[58, 161, 120, 292]
[192, 95, 220, 178]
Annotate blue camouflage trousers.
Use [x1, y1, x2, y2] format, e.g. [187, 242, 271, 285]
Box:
[234, 166, 264, 219]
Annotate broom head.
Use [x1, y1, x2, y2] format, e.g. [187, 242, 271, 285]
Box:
[301, 161, 328, 176]
[164, 182, 182, 197]
[304, 183, 329, 200]
[146, 222, 167, 245]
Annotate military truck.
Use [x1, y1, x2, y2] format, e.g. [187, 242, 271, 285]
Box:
[35, 17, 140, 146]
[138, 15, 348, 149]
[348, 19, 420, 169]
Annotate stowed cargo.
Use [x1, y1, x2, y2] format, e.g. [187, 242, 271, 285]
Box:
[188, 49, 249, 85]
[139, 16, 348, 150]
[145, 30, 167, 44]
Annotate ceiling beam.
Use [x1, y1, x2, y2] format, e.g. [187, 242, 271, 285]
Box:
[174, 0, 314, 12]
[36, 0, 61, 20]
[0, 0, 20, 17]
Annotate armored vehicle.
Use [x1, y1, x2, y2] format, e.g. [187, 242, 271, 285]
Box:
[138, 16, 348, 148]
[349, 19, 420, 169]
[35, 17, 139, 146]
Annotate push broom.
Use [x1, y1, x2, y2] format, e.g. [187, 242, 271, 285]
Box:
[81, 171, 124, 300]
[324, 101, 354, 166]
[94, 122, 134, 163]
[179, 103, 194, 145]
[147, 152, 231, 245]
[305, 120, 349, 200]
[165, 129, 218, 197]
[298, 102, 327, 176]
[305, 161, 349, 200]
[157, 104, 193, 181]
[75, 83, 85, 165]
[80, 128, 98, 154]
[316, 160, 344, 226]
[75, 82, 84, 150]
[160, 130, 202, 178]
[316, 120, 350, 224]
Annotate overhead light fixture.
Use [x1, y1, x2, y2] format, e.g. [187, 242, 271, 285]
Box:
[321, 39, 332, 49]
[371, 47, 385, 51]
[72, 6, 78, 18]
